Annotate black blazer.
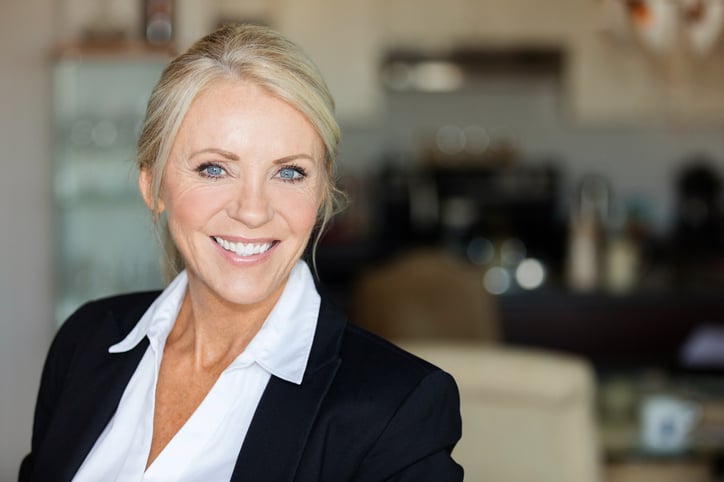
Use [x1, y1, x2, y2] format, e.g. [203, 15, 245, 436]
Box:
[19, 292, 463, 481]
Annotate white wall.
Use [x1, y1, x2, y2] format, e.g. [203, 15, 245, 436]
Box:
[0, 0, 55, 479]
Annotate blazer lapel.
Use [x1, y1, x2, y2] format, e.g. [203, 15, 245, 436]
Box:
[230, 299, 346, 481]
[32, 304, 150, 482]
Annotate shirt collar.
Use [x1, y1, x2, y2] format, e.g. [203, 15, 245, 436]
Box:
[108, 261, 320, 385]
[232, 261, 320, 384]
[109, 270, 188, 353]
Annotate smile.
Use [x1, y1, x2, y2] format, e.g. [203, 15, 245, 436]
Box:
[213, 236, 275, 257]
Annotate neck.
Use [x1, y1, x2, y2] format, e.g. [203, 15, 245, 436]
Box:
[166, 279, 286, 371]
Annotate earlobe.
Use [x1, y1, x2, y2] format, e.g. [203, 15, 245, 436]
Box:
[138, 168, 164, 213]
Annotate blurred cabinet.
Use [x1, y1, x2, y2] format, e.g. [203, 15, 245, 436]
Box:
[52, 49, 168, 324]
[376, 0, 470, 48]
[276, 0, 382, 122]
[376, 0, 584, 48]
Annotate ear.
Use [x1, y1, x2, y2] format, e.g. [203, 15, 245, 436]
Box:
[138, 168, 164, 213]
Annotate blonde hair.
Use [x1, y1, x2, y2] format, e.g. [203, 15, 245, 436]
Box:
[137, 24, 346, 279]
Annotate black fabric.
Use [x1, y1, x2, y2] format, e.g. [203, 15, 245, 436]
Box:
[19, 291, 463, 482]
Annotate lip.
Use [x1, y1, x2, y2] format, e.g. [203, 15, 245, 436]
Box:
[210, 235, 279, 265]
[212, 234, 277, 244]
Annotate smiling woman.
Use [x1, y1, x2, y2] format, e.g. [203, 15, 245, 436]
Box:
[142, 80, 324, 314]
[19, 24, 463, 482]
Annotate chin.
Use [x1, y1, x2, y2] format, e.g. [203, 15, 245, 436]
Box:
[209, 275, 286, 309]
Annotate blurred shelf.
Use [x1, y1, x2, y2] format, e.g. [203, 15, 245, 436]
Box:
[51, 39, 176, 60]
[499, 288, 724, 369]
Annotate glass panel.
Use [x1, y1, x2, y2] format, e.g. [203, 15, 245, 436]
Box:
[53, 56, 167, 325]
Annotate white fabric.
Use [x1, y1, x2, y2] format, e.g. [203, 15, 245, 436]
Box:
[73, 260, 321, 482]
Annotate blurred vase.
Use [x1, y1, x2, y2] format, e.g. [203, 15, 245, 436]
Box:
[144, 0, 174, 46]
[566, 175, 610, 292]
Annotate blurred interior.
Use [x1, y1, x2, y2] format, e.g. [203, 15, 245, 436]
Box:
[4, 0, 724, 480]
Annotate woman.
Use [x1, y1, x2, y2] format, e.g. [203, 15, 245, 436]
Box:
[20, 24, 462, 481]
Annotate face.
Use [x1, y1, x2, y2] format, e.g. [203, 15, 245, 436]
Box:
[140, 79, 324, 312]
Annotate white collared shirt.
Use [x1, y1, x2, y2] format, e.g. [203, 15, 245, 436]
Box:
[73, 260, 321, 482]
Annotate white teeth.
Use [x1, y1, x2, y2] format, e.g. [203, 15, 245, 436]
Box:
[214, 237, 273, 257]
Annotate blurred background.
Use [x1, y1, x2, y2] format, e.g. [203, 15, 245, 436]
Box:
[3, 0, 724, 480]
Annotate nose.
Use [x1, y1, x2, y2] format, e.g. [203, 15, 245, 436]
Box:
[226, 176, 274, 228]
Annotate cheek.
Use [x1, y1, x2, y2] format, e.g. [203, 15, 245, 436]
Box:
[285, 196, 319, 233]
[163, 184, 227, 232]
[276, 186, 322, 234]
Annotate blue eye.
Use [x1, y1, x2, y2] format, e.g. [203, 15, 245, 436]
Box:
[205, 165, 224, 176]
[197, 163, 225, 178]
[278, 166, 305, 181]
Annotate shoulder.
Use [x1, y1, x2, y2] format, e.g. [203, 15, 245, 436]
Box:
[317, 298, 457, 399]
[308, 308, 463, 479]
[340, 322, 441, 382]
[61, 291, 159, 330]
[50, 291, 161, 356]
[335, 312, 459, 416]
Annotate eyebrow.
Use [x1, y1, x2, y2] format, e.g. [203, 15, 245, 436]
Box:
[190, 148, 239, 160]
[272, 154, 315, 165]
[190, 148, 315, 164]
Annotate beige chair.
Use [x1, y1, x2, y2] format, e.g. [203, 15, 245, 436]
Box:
[352, 249, 499, 341]
[398, 341, 603, 482]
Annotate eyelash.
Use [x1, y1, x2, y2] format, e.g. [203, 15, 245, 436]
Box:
[276, 164, 308, 183]
[196, 162, 226, 179]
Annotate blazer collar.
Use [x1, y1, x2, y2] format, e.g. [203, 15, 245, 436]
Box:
[230, 298, 347, 481]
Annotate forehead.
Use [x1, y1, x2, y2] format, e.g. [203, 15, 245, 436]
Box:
[192, 79, 308, 130]
[171, 78, 323, 158]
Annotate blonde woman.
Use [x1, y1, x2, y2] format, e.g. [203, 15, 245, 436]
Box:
[20, 24, 462, 482]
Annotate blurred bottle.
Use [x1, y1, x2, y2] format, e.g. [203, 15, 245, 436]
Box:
[605, 231, 639, 294]
[144, 0, 174, 46]
[566, 174, 610, 292]
[605, 199, 649, 294]
[672, 159, 724, 288]
[674, 160, 722, 251]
